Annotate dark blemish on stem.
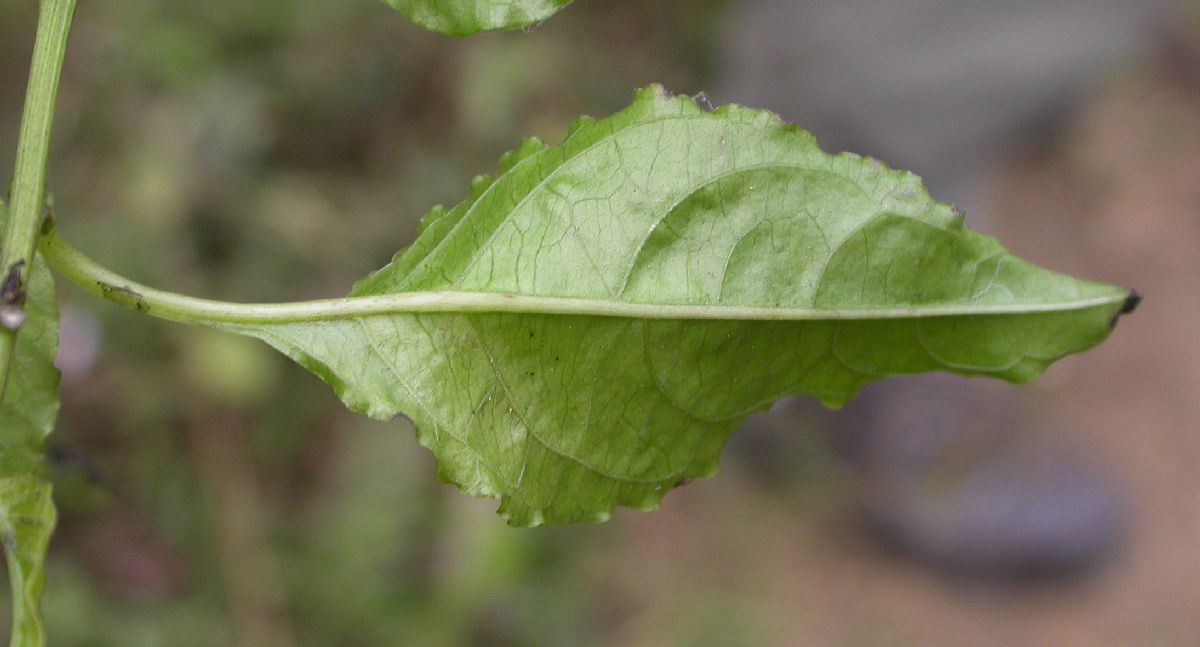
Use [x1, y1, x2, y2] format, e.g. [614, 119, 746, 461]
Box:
[98, 282, 149, 313]
[40, 211, 56, 236]
[392, 412, 414, 426]
[0, 262, 27, 330]
[1, 260, 26, 306]
[40, 197, 56, 235]
[1110, 290, 1142, 328]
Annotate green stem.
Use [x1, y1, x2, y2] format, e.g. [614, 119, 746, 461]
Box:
[0, 0, 77, 397]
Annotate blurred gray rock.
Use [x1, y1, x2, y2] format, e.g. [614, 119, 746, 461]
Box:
[837, 375, 1126, 578]
[716, 0, 1171, 223]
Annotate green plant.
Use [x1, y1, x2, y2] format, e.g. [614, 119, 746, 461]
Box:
[0, 1, 1137, 644]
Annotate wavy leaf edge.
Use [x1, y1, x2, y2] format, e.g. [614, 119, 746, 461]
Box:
[107, 85, 1133, 527]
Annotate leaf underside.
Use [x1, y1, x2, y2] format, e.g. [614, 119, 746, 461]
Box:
[0, 203, 61, 646]
[221, 86, 1129, 526]
[381, 0, 574, 36]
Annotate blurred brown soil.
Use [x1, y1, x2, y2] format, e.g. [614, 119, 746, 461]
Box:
[589, 74, 1200, 647]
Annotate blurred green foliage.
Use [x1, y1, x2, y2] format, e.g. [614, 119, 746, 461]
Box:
[1, 1, 849, 644]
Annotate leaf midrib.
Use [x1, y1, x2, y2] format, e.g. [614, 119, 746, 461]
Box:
[172, 290, 1128, 326]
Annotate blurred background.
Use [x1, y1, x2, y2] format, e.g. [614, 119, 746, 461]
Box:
[1, 0, 1198, 645]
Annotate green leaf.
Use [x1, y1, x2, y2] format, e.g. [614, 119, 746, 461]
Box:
[381, 0, 573, 36]
[0, 203, 60, 647]
[210, 86, 1132, 526]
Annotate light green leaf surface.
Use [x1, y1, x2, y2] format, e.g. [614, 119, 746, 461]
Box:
[0, 203, 60, 647]
[203, 87, 1129, 526]
[381, 0, 573, 35]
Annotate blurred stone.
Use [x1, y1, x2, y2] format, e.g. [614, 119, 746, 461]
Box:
[864, 443, 1125, 579]
[716, 0, 1171, 223]
[837, 375, 1125, 578]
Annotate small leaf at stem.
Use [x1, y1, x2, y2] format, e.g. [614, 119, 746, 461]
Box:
[0, 202, 60, 647]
